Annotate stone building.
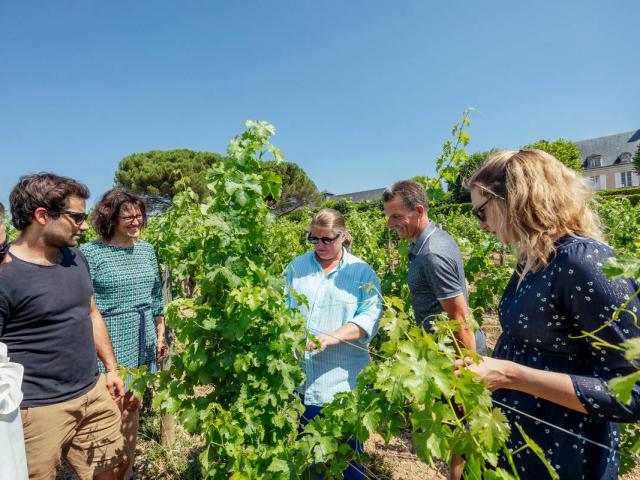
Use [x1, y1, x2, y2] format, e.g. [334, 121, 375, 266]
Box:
[577, 129, 640, 190]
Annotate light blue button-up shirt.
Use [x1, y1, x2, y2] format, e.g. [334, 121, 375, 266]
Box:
[285, 249, 382, 406]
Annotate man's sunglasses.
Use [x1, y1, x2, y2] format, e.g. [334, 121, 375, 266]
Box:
[307, 232, 341, 245]
[55, 209, 89, 226]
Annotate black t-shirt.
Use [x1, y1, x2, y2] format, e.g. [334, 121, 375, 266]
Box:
[0, 247, 100, 407]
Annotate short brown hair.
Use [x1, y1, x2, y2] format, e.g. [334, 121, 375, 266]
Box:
[93, 189, 147, 240]
[382, 180, 428, 210]
[10, 173, 90, 231]
[0, 201, 5, 218]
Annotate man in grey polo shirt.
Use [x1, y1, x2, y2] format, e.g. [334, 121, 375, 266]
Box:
[383, 179, 485, 353]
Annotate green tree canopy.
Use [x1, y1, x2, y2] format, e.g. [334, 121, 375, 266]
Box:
[522, 138, 583, 172]
[633, 142, 640, 176]
[114, 149, 225, 199]
[448, 150, 496, 203]
[261, 161, 320, 214]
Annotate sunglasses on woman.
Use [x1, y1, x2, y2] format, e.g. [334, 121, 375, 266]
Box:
[471, 197, 492, 222]
[307, 232, 341, 245]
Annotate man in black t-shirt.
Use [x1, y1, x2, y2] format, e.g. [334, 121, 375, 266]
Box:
[0, 174, 128, 480]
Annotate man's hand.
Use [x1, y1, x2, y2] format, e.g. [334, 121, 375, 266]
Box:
[105, 370, 125, 401]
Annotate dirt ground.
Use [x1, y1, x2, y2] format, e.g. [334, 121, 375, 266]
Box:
[365, 431, 446, 479]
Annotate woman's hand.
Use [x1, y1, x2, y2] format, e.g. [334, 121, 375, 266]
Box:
[123, 391, 141, 412]
[454, 356, 515, 392]
[156, 336, 168, 363]
[155, 316, 168, 363]
[306, 332, 341, 352]
[455, 356, 588, 413]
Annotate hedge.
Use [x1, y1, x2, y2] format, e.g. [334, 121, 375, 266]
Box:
[430, 202, 473, 215]
[596, 187, 640, 197]
[600, 194, 640, 206]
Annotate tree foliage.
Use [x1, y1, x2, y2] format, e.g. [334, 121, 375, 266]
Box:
[261, 161, 320, 214]
[522, 138, 583, 172]
[448, 138, 582, 204]
[448, 150, 496, 203]
[114, 149, 225, 199]
[633, 142, 640, 176]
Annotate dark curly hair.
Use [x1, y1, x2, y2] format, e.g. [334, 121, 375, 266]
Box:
[9, 173, 90, 231]
[93, 189, 147, 241]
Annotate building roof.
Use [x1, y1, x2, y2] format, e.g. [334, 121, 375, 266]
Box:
[328, 188, 386, 203]
[576, 129, 640, 169]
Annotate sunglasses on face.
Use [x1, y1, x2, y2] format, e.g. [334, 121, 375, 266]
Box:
[307, 232, 341, 245]
[471, 197, 492, 223]
[56, 209, 89, 226]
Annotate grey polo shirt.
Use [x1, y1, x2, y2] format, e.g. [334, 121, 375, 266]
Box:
[407, 221, 468, 329]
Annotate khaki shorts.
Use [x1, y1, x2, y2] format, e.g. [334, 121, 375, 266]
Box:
[21, 375, 127, 480]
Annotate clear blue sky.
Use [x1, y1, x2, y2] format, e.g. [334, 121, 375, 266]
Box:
[1, 1, 638, 208]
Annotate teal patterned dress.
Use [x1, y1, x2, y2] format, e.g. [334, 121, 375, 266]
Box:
[80, 240, 164, 373]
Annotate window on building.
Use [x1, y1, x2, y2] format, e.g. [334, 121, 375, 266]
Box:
[586, 154, 602, 168]
[619, 152, 632, 164]
[590, 175, 607, 190]
[621, 171, 634, 188]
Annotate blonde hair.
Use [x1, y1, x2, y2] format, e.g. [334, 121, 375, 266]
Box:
[309, 208, 353, 250]
[465, 149, 604, 273]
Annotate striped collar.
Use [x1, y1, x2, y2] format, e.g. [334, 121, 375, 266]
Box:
[409, 221, 437, 257]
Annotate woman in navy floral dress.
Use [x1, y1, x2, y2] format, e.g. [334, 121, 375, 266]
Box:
[460, 149, 640, 479]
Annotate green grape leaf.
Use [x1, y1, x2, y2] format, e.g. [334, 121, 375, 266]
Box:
[621, 338, 640, 361]
[602, 255, 640, 280]
[515, 423, 559, 480]
[267, 458, 290, 473]
[609, 370, 640, 404]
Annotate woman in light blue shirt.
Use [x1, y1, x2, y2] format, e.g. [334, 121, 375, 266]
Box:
[286, 208, 382, 479]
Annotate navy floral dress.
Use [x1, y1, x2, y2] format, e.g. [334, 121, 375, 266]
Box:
[494, 236, 640, 479]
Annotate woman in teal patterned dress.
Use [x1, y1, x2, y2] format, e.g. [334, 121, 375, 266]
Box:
[81, 189, 167, 479]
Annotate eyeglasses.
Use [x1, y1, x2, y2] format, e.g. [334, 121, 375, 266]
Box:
[471, 198, 493, 222]
[119, 214, 144, 224]
[56, 209, 89, 226]
[307, 232, 341, 245]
